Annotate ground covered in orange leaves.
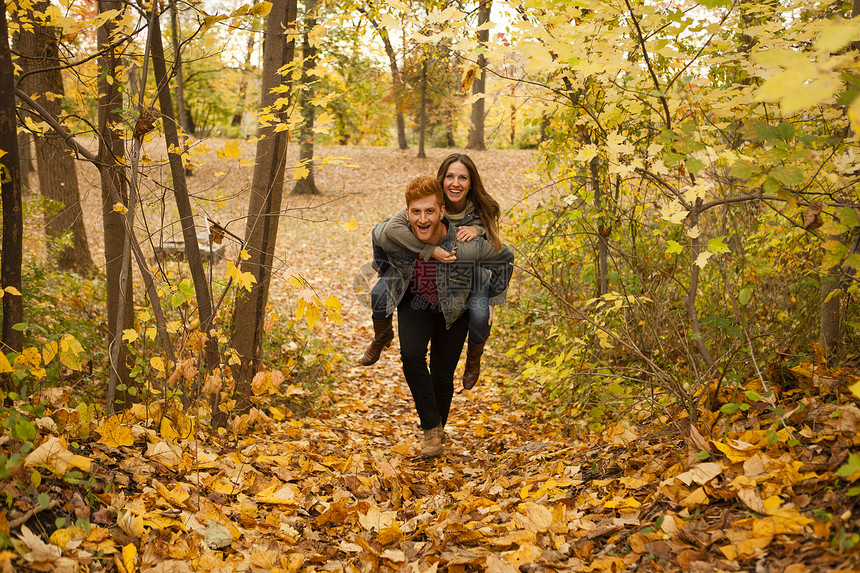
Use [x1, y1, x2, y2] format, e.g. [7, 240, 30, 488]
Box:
[7, 145, 860, 572]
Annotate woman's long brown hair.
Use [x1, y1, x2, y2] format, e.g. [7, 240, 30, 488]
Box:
[436, 153, 503, 251]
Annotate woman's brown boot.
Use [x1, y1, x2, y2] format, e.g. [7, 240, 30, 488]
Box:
[359, 318, 394, 366]
[462, 341, 485, 390]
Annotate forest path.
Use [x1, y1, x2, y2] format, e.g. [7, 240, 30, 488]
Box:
[21, 145, 852, 571]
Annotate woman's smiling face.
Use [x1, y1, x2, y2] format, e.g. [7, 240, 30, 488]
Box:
[443, 161, 471, 213]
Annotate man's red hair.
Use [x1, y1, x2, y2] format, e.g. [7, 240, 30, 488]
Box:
[405, 176, 443, 207]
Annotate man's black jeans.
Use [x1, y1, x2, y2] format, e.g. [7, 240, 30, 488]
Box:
[398, 293, 469, 430]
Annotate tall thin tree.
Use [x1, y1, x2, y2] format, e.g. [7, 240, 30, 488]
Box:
[97, 0, 134, 404]
[17, 0, 95, 273]
[0, 0, 23, 358]
[230, 0, 298, 412]
[292, 0, 320, 195]
[466, 0, 491, 151]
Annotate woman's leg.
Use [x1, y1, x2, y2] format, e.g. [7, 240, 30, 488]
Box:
[463, 274, 491, 389]
[467, 280, 491, 345]
[361, 228, 395, 365]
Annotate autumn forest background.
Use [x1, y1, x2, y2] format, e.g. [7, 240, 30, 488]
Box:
[0, 0, 860, 571]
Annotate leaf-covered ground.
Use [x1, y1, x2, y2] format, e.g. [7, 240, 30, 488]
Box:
[7, 145, 860, 572]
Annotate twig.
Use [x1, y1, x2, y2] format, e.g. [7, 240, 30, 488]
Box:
[9, 499, 60, 529]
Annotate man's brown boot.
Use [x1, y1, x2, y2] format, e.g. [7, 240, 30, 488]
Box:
[421, 424, 444, 458]
[462, 341, 486, 390]
[359, 318, 394, 366]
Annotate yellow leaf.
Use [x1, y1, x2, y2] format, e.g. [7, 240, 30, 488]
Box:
[150, 356, 165, 374]
[42, 341, 58, 364]
[112, 202, 128, 215]
[849, 96, 860, 138]
[604, 497, 641, 509]
[97, 415, 135, 448]
[122, 329, 139, 343]
[250, 1, 272, 16]
[850, 378, 860, 400]
[255, 483, 299, 505]
[343, 219, 358, 231]
[815, 19, 860, 53]
[117, 510, 144, 538]
[240, 249, 251, 261]
[0, 353, 12, 374]
[154, 479, 190, 507]
[680, 486, 709, 509]
[160, 418, 179, 441]
[293, 165, 309, 181]
[123, 543, 137, 573]
[59, 334, 84, 371]
[719, 535, 772, 560]
[216, 139, 242, 160]
[15, 346, 41, 368]
[4, 286, 21, 296]
[69, 454, 92, 473]
[50, 526, 85, 550]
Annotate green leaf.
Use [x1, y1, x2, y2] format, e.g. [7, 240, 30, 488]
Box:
[38, 493, 50, 508]
[708, 237, 731, 254]
[738, 287, 753, 305]
[763, 177, 782, 195]
[720, 403, 741, 415]
[686, 158, 706, 175]
[820, 219, 849, 236]
[769, 165, 804, 186]
[697, 0, 732, 8]
[665, 240, 683, 255]
[730, 160, 755, 181]
[11, 323, 26, 332]
[848, 487, 860, 496]
[836, 453, 860, 478]
[838, 207, 860, 229]
[695, 450, 710, 461]
[745, 390, 761, 402]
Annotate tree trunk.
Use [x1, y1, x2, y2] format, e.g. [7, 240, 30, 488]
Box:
[150, 12, 219, 374]
[592, 158, 608, 298]
[170, 0, 193, 137]
[292, 0, 319, 195]
[418, 59, 427, 159]
[378, 26, 407, 149]
[467, 0, 490, 151]
[0, 0, 23, 357]
[97, 0, 133, 404]
[229, 0, 298, 415]
[18, 0, 94, 274]
[17, 131, 33, 178]
[10, 33, 33, 179]
[231, 28, 257, 128]
[445, 109, 456, 147]
[686, 200, 716, 371]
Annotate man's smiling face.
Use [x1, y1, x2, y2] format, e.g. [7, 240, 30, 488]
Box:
[407, 195, 446, 244]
